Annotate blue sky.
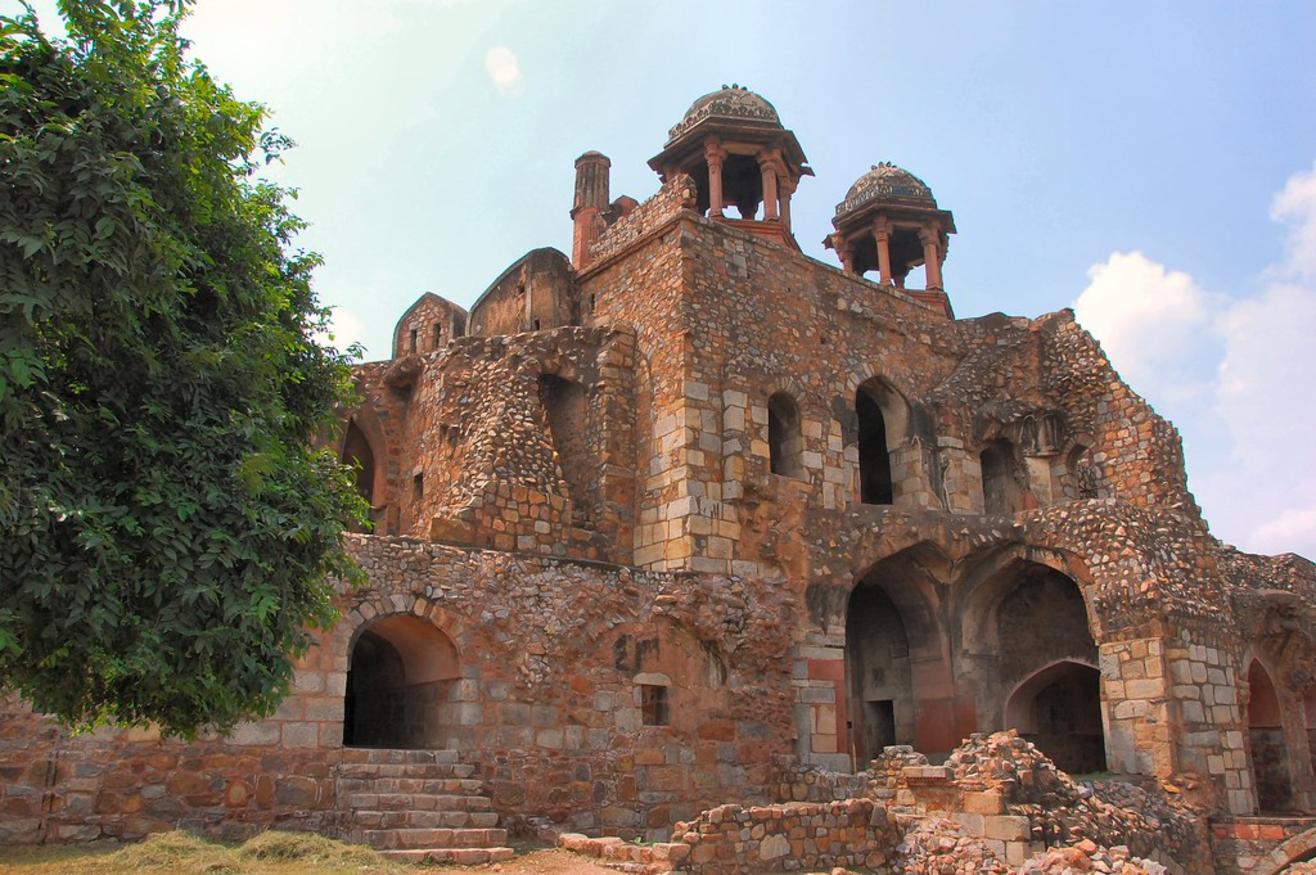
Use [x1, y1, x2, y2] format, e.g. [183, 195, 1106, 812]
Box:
[19, 0, 1316, 558]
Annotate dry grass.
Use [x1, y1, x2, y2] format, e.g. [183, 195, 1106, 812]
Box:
[0, 831, 619, 874]
[0, 830, 402, 874]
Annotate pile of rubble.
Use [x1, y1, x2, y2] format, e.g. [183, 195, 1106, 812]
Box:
[1018, 841, 1167, 874]
[943, 731, 1207, 865]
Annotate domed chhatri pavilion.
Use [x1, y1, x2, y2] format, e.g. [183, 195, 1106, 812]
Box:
[3, 87, 1316, 873]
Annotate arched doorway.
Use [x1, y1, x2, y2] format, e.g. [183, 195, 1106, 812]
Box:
[1248, 659, 1294, 811]
[961, 557, 1105, 771]
[341, 418, 379, 532]
[846, 585, 913, 763]
[344, 614, 460, 749]
[845, 546, 954, 764]
[854, 378, 908, 506]
[1005, 660, 1105, 774]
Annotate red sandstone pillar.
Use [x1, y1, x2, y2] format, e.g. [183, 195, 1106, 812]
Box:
[704, 140, 726, 218]
[920, 225, 944, 290]
[873, 217, 892, 285]
[758, 150, 780, 221]
[779, 176, 796, 233]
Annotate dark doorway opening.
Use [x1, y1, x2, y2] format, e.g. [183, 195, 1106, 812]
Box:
[856, 386, 893, 504]
[344, 614, 460, 750]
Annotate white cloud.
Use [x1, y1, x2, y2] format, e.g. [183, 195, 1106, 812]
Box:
[1073, 250, 1213, 402]
[315, 306, 369, 359]
[1270, 161, 1316, 279]
[1074, 164, 1316, 560]
[1251, 504, 1316, 556]
[484, 46, 524, 98]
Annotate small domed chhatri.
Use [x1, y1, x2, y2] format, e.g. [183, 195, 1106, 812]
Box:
[648, 85, 811, 249]
[666, 84, 782, 144]
[825, 160, 956, 312]
[838, 162, 937, 216]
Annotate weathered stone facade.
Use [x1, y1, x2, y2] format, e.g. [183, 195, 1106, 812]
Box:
[3, 86, 1315, 871]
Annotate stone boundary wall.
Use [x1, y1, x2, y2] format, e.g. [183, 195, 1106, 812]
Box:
[1209, 818, 1316, 874]
[669, 799, 898, 873]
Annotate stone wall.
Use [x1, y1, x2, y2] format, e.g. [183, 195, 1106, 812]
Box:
[0, 535, 799, 843]
[1210, 819, 1316, 874]
[670, 798, 897, 873]
[467, 247, 577, 338]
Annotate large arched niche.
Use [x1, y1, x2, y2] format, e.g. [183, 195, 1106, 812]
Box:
[1246, 657, 1296, 812]
[343, 612, 461, 750]
[844, 543, 954, 764]
[1004, 659, 1105, 774]
[956, 550, 1105, 772]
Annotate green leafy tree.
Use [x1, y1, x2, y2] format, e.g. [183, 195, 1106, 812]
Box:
[0, 0, 366, 736]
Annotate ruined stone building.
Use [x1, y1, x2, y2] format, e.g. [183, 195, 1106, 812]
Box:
[3, 86, 1316, 872]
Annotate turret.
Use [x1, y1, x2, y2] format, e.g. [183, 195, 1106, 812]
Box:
[571, 151, 611, 269]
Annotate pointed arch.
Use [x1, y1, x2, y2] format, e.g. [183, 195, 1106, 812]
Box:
[1248, 658, 1295, 812]
[1005, 658, 1105, 774]
[341, 417, 380, 509]
[854, 376, 910, 505]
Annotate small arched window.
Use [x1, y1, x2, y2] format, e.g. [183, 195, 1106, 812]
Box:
[856, 383, 894, 504]
[768, 392, 803, 479]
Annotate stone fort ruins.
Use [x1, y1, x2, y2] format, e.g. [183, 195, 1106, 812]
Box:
[3, 86, 1316, 873]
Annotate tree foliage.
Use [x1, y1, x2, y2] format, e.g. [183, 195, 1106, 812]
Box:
[0, 0, 366, 736]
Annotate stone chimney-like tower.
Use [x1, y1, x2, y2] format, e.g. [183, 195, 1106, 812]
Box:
[571, 151, 611, 269]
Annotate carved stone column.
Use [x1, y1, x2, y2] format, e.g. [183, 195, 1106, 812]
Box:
[704, 140, 726, 218]
[873, 216, 893, 285]
[779, 175, 797, 232]
[919, 225, 943, 290]
[758, 149, 780, 221]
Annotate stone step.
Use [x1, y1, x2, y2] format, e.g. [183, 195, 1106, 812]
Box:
[339, 777, 485, 795]
[351, 809, 501, 830]
[341, 747, 460, 765]
[346, 792, 492, 812]
[338, 762, 477, 779]
[360, 826, 508, 850]
[379, 846, 516, 865]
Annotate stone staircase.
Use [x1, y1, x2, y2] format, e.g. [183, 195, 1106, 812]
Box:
[338, 748, 514, 865]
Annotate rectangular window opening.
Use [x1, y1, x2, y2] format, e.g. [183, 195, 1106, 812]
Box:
[409, 327, 418, 353]
[433, 323, 442, 348]
[412, 472, 423, 500]
[640, 684, 669, 726]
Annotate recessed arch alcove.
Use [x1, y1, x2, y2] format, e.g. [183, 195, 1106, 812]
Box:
[960, 554, 1105, 773]
[1005, 659, 1105, 774]
[1247, 658, 1295, 812]
[844, 544, 954, 764]
[344, 613, 461, 749]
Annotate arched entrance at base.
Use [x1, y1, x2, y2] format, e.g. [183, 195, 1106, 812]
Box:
[344, 614, 460, 749]
[844, 545, 955, 764]
[1005, 659, 1105, 774]
[1248, 659, 1295, 812]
